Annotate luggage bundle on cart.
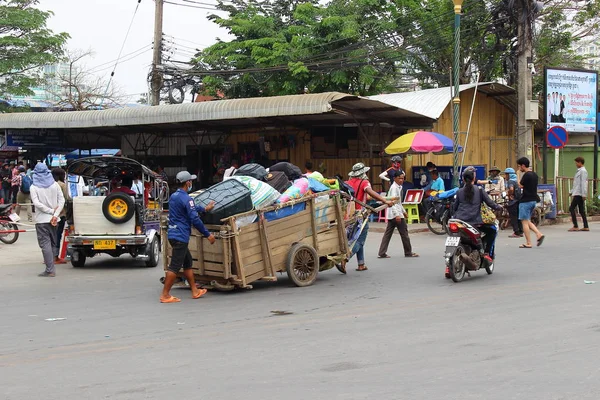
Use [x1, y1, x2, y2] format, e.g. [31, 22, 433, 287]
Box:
[163, 162, 351, 290]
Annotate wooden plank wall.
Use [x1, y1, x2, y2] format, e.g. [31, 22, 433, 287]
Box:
[227, 87, 515, 187]
[402, 88, 516, 175]
[227, 128, 391, 189]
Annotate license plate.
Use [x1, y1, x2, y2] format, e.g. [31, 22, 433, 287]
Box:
[93, 240, 116, 250]
[8, 213, 20, 222]
[445, 236, 460, 247]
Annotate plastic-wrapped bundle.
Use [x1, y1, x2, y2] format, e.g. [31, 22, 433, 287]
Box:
[230, 175, 280, 209]
[276, 177, 310, 203]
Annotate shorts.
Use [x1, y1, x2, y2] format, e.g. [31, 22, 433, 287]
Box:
[518, 201, 536, 221]
[168, 239, 193, 273]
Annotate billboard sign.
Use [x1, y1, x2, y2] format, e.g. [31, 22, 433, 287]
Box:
[6, 129, 63, 148]
[545, 67, 598, 134]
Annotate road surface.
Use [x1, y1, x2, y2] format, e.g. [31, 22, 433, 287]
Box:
[1, 224, 599, 399]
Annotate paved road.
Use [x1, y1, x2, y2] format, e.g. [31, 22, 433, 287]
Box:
[1, 224, 600, 400]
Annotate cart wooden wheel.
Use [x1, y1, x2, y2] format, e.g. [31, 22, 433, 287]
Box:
[286, 243, 318, 287]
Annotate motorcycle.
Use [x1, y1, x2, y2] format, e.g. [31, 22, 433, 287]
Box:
[425, 189, 458, 235]
[444, 218, 495, 282]
[0, 204, 20, 244]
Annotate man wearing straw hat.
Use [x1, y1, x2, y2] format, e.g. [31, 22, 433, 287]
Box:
[342, 163, 394, 272]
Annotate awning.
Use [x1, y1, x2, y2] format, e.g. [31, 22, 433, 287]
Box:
[0, 92, 434, 133]
[369, 83, 517, 120]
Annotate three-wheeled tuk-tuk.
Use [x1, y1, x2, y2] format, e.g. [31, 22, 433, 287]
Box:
[66, 156, 168, 268]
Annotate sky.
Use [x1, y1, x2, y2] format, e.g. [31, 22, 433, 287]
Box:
[37, 0, 230, 102]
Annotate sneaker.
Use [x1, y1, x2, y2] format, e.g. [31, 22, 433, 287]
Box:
[38, 272, 56, 277]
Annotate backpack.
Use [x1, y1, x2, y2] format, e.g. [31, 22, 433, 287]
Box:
[20, 175, 32, 194]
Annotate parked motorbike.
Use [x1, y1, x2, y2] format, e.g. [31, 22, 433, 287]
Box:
[444, 219, 495, 282]
[0, 204, 20, 244]
[426, 197, 454, 235]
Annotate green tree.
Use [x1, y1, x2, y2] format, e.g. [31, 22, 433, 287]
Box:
[0, 0, 68, 97]
[191, 0, 401, 97]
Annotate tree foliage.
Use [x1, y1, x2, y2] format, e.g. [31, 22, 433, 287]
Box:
[0, 0, 68, 97]
[187, 0, 600, 98]
[192, 0, 401, 97]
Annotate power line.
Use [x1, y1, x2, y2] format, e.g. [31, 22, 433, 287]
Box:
[101, 0, 142, 105]
[93, 47, 154, 74]
[164, 0, 220, 11]
[89, 44, 153, 72]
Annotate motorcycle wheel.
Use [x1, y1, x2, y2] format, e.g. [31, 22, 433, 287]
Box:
[0, 222, 19, 244]
[168, 86, 185, 104]
[449, 245, 467, 282]
[426, 208, 447, 235]
[485, 260, 494, 275]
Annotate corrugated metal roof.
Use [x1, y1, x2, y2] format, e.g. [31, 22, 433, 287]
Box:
[369, 83, 516, 120]
[0, 92, 428, 130]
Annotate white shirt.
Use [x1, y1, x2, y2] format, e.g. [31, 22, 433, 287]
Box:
[387, 182, 406, 219]
[223, 166, 237, 180]
[132, 181, 144, 195]
[31, 182, 65, 224]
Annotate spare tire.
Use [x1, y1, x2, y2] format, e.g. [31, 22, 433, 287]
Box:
[102, 192, 135, 224]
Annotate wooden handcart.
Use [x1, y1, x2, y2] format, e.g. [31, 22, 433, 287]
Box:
[161, 191, 350, 290]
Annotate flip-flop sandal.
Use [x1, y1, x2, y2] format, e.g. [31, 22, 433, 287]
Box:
[568, 228, 580, 232]
[508, 234, 522, 238]
[581, 228, 590, 231]
[160, 296, 181, 303]
[519, 244, 532, 249]
[356, 266, 368, 271]
[405, 253, 419, 258]
[377, 255, 390, 259]
[192, 289, 207, 299]
[537, 235, 545, 247]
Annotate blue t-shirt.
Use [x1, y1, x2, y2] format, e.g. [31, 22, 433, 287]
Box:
[430, 177, 445, 192]
[167, 189, 211, 243]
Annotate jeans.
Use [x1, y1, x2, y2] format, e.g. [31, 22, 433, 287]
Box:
[478, 224, 498, 258]
[569, 195, 588, 229]
[349, 222, 369, 265]
[518, 201, 536, 221]
[0, 187, 10, 204]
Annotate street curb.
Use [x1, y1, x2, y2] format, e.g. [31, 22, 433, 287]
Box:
[369, 215, 600, 235]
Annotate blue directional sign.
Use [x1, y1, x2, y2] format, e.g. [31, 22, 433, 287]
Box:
[546, 126, 568, 149]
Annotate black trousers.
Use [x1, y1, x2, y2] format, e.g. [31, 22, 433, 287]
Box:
[508, 203, 523, 234]
[378, 218, 412, 257]
[570, 195, 588, 229]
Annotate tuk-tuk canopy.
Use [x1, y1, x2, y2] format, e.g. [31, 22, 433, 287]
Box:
[66, 156, 158, 180]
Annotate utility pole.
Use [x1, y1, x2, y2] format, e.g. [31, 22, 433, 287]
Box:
[150, 0, 164, 106]
[516, 3, 533, 161]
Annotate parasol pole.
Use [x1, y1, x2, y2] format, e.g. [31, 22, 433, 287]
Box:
[459, 72, 480, 177]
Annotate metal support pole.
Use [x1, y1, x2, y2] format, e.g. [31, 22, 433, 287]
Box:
[452, 0, 462, 187]
[594, 133, 598, 194]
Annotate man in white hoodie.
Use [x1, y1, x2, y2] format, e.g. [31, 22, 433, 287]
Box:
[30, 163, 65, 277]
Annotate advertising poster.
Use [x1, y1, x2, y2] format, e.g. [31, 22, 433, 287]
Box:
[545, 68, 598, 133]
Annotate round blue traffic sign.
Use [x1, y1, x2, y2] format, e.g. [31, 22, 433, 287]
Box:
[546, 126, 568, 149]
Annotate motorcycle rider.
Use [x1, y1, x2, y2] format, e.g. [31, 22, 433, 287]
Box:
[451, 169, 502, 265]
